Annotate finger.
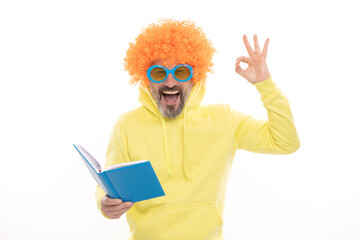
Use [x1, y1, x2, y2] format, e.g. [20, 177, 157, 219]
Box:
[254, 35, 260, 54]
[102, 195, 123, 206]
[243, 35, 254, 56]
[106, 212, 123, 219]
[123, 201, 134, 208]
[235, 64, 245, 76]
[107, 206, 132, 214]
[107, 207, 127, 214]
[236, 56, 250, 64]
[235, 57, 247, 76]
[262, 38, 270, 58]
[107, 202, 134, 212]
[106, 204, 133, 213]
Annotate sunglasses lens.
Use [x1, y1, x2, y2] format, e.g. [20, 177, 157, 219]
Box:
[175, 66, 191, 81]
[150, 67, 166, 82]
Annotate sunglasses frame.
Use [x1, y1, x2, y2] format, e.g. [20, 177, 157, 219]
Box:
[147, 64, 193, 83]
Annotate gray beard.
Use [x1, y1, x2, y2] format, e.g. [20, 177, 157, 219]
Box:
[149, 85, 192, 119]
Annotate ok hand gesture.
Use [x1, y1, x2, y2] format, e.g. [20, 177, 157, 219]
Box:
[235, 35, 270, 84]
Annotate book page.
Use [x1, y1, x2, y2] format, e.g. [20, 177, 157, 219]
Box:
[105, 160, 148, 171]
[74, 144, 102, 172]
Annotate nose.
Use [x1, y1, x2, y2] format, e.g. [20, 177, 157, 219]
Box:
[164, 73, 177, 88]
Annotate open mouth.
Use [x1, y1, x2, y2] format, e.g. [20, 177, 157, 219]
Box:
[162, 90, 181, 105]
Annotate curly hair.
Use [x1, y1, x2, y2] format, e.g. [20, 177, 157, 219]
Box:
[124, 18, 216, 87]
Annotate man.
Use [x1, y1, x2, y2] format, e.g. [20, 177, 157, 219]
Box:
[95, 18, 300, 240]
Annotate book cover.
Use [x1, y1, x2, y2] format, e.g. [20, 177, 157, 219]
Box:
[73, 144, 165, 202]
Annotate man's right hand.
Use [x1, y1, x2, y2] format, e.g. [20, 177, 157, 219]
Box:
[101, 195, 134, 219]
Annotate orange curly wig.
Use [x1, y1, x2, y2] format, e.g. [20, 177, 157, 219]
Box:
[124, 18, 216, 87]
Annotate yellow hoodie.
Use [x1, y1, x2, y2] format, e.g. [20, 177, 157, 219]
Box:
[95, 75, 300, 240]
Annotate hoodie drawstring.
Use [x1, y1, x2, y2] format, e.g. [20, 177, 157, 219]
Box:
[160, 116, 172, 177]
[159, 105, 192, 181]
[139, 81, 204, 182]
[183, 105, 191, 180]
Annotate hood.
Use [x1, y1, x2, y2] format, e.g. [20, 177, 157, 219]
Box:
[138, 81, 206, 180]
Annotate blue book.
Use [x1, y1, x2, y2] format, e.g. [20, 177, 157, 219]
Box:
[73, 144, 165, 202]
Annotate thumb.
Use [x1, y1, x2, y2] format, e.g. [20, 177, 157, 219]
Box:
[236, 56, 250, 63]
[235, 56, 249, 76]
[102, 195, 123, 205]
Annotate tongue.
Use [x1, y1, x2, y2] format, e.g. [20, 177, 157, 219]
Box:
[163, 93, 178, 104]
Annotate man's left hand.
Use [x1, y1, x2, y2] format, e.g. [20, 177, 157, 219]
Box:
[235, 34, 270, 84]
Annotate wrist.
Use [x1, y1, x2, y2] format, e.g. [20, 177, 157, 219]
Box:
[252, 74, 271, 85]
[252, 73, 271, 84]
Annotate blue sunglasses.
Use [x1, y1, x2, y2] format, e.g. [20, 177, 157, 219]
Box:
[147, 64, 193, 83]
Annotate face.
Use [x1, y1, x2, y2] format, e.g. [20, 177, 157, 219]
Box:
[148, 58, 193, 119]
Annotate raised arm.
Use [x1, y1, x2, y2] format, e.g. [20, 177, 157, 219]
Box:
[233, 35, 300, 154]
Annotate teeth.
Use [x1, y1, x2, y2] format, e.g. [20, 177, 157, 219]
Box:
[162, 91, 179, 94]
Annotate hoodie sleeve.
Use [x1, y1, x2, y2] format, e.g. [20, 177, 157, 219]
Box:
[95, 118, 131, 219]
[232, 75, 300, 154]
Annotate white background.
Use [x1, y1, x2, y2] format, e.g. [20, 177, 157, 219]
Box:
[1, 0, 359, 239]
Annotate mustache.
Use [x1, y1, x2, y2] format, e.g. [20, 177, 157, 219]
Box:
[158, 85, 182, 95]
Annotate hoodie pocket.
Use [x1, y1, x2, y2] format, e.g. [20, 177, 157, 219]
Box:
[134, 202, 223, 240]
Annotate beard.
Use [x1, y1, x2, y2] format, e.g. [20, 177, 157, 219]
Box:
[149, 83, 193, 119]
